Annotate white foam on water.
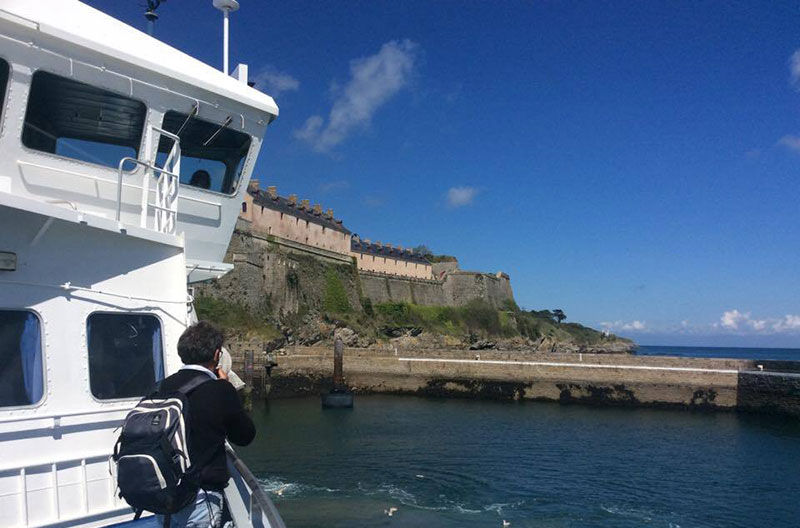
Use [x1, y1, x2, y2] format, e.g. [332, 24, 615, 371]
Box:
[485, 500, 526, 516]
[258, 476, 338, 498]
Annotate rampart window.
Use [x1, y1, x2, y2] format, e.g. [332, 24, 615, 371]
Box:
[0, 311, 44, 408]
[87, 313, 164, 400]
[22, 71, 146, 168]
[158, 110, 251, 194]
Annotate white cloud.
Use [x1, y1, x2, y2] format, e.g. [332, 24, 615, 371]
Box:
[719, 309, 800, 334]
[600, 320, 648, 332]
[363, 195, 384, 208]
[319, 180, 349, 193]
[294, 116, 323, 142]
[626, 320, 646, 331]
[446, 186, 478, 208]
[777, 135, 800, 154]
[295, 39, 419, 152]
[790, 50, 800, 87]
[720, 309, 748, 330]
[773, 314, 800, 332]
[252, 65, 300, 96]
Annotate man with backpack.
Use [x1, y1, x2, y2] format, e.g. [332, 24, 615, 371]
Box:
[114, 321, 256, 528]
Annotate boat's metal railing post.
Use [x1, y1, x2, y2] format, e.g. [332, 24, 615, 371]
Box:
[115, 126, 181, 234]
[225, 445, 287, 528]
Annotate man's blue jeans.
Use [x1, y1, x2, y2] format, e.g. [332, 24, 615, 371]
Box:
[157, 489, 224, 528]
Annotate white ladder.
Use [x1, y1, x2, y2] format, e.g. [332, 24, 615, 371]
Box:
[115, 126, 182, 235]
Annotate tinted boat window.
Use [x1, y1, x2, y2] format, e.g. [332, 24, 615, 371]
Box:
[22, 71, 146, 168]
[0, 311, 44, 408]
[87, 313, 164, 400]
[158, 110, 251, 194]
[0, 59, 8, 124]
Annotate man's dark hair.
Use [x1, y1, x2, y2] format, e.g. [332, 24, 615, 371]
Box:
[178, 321, 224, 365]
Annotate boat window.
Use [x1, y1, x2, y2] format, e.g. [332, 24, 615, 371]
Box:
[22, 71, 146, 168]
[0, 311, 44, 408]
[0, 59, 8, 125]
[157, 110, 251, 194]
[87, 313, 164, 400]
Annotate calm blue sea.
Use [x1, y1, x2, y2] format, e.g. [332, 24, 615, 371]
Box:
[636, 345, 800, 361]
[241, 396, 800, 528]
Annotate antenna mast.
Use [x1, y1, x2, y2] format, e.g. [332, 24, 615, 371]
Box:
[213, 0, 240, 75]
[144, 0, 167, 37]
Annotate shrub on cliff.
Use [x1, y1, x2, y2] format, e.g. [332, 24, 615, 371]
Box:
[460, 299, 502, 336]
[194, 295, 280, 339]
[323, 269, 351, 313]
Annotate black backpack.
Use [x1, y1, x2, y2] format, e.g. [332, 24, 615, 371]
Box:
[112, 374, 213, 522]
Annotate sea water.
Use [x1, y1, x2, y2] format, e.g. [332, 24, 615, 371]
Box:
[636, 345, 800, 361]
[239, 396, 800, 528]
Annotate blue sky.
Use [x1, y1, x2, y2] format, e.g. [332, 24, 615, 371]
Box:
[87, 1, 800, 347]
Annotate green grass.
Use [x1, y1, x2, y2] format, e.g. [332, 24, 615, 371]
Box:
[323, 269, 351, 313]
[194, 295, 281, 340]
[370, 300, 628, 344]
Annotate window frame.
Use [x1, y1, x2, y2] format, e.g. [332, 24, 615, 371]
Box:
[157, 109, 254, 197]
[86, 311, 166, 403]
[20, 68, 149, 172]
[0, 308, 47, 410]
[0, 57, 10, 136]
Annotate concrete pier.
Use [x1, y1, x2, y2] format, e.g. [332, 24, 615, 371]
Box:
[265, 347, 800, 416]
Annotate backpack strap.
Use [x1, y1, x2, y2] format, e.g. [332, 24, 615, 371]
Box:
[175, 371, 215, 396]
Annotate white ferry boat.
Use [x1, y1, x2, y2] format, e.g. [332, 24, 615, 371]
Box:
[0, 1, 284, 526]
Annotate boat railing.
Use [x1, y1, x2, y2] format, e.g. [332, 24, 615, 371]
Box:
[115, 126, 182, 235]
[225, 445, 287, 528]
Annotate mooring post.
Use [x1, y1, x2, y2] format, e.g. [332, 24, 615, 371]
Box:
[243, 350, 254, 411]
[333, 337, 344, 390]
[321, 337, 353, 408]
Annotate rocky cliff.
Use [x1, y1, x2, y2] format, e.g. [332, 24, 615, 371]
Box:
[195, 221, 635, 355]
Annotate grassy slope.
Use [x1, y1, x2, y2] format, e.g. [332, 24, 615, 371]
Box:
[194, 296, 281, 340]
[195, 294, 629, 348]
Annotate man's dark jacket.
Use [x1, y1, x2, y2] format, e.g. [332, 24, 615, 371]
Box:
[159, 368, 256, 490]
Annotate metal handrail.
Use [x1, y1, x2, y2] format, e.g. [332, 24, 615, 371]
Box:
[115, 126, 182, 230]
[115, 158, 179, 221]
[225, 445, 287, 528]
[17, 160, 225, 213]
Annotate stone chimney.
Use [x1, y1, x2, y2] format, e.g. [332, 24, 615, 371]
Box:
[397, 245, 403, 251]
[300, 199, 310, 210]
[313, 204, 322, 215]
[267, 186, 277, 200]
[386, 243, 393, 250]
[248, 179, 260, 192]
[288, 194, 297, 206]
[352, 234, 360, 243]
[326, 208, 334, 219]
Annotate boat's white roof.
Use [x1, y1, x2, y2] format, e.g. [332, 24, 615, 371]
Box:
[1, 0, 279, 116]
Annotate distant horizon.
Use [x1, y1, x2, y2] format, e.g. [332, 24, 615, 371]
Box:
[637, 343, 800, 350]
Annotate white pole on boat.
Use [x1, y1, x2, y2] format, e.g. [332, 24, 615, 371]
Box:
[213, 0, 240, 75]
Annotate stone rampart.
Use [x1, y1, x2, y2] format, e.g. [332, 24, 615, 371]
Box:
[441, 271, 514, 309]
[358, 271, 446, 305]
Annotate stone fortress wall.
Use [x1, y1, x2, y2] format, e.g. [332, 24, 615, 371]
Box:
[233, 181, 515, 309]
[351, 235, 433, 280]
[241, 183, 351, 257]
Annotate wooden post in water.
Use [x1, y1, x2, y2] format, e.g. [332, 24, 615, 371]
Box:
[333, 338, 344, 390]
[243, 350, 254, 412]
[322, 337, 354, 408]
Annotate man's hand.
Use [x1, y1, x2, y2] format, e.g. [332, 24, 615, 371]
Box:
[215, 367, 229, 381]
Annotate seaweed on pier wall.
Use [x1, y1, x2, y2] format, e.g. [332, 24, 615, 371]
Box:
[420, 379, 531, 401]
[556, 383, 639, 406]
[689, 388, 717, 409]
